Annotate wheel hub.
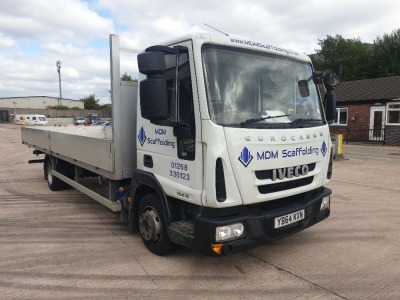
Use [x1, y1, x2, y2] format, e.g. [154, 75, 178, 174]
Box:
[139, 209, 161, 242]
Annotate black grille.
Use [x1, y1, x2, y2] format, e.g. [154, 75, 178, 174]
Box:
[248, 194, 302, 211]
[258, 176, 314, 194]
[255, 163, 316, 180]
[267, 221, 303, 239]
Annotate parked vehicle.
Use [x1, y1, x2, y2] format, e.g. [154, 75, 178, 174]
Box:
[87, 114, 100, 125]
[14, 115, 27, 125]
[21, 34, 338, 256]
[89, 120, 110, 126]
[15, 114, 48, 126]
[73, 117, 86, 125]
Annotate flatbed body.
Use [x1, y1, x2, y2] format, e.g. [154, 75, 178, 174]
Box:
[21, 81, 137, 181]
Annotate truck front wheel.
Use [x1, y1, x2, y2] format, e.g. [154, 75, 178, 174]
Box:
[138, 193, 174, 256]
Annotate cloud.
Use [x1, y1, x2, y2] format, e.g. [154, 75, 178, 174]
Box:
[1, 0, 400, 104]
[0, 0, 114, 43]
[0, 0, 115, 102]
[0, 33, 16, 48]
[43, 43, 83, 55]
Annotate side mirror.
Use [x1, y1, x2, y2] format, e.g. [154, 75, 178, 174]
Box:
[322, 69, 340, 88]
[325, 91, 336, 124]
[298, 80, 310, 97]
[314, 69, 339, 124]
[314, 69, 340, 89]
[138, 52, 166, 75]
[140, 78, 169, 120]
[138, 51, 169, 121]
[173, 123, 192, 138]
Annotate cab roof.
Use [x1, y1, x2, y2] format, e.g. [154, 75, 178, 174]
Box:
[158, 32, 311, 63]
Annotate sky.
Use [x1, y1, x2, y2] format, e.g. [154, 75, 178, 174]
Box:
[1, 0, 399, 104]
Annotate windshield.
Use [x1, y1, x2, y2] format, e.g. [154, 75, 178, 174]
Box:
[202, 45, 324, 128]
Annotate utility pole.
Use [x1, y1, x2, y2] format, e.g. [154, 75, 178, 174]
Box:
[56, 60, 62, 106]
[13, 101, 17, 117]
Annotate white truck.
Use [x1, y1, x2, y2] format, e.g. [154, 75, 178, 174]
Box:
[21, 33, 339, 256]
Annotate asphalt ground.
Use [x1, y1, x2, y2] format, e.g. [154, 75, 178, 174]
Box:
[0, 123, 399, 299]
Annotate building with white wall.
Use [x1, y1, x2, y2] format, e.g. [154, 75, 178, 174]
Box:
[0, 96, 84, 109]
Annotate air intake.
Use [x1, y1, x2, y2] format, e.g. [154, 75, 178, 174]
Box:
[215, 158, 227, 202]
[327, 152, 333, 179]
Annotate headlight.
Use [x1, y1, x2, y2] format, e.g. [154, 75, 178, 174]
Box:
[320, 195, 330, 210]
[215, 223, 245, 242]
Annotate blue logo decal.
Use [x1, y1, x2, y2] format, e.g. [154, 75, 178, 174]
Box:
[321, 141, 327, 157]
[239, 147, 253, 167]
[138, 127, 147, 146]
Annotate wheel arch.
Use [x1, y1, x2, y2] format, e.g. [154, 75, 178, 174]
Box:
[129, 170, 173, 234]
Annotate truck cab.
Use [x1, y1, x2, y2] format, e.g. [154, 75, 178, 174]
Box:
[132, 33, 338, 255]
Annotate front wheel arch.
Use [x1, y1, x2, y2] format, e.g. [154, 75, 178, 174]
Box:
[129, 170, 173, 233]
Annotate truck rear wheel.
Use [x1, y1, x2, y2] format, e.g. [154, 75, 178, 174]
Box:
[138, 193, 174, 256]
[44, 157, 67, 191]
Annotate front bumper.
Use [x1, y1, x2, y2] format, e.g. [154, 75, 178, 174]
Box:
[194, 187, 331, 256]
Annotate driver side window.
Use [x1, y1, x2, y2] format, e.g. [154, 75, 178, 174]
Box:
[163, 51, 196, 160]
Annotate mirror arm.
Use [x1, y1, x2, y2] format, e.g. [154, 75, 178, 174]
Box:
[145, 45, 188, 54]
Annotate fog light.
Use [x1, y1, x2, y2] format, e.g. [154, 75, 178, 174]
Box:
[215, 223, 245, 242]
[320, 195, 330, 210]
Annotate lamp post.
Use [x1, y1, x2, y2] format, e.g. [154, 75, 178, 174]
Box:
[56, 60, 62, 106]
[13, 101, 17, 117]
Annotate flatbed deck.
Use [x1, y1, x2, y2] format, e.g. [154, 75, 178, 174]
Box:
[21, 126, 116, 176]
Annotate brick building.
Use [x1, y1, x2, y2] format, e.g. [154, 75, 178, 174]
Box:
[329, 76, 400, 146]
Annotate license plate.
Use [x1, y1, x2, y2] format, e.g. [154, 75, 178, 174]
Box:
[274, 209, 305, 229]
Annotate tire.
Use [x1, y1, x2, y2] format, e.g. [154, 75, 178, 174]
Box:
[43, 159, 48, 181]
[44, 157, 67, 191]
[138, 193, 174, 256]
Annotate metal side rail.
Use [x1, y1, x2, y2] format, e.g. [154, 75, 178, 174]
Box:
[51, 169, 121, 212]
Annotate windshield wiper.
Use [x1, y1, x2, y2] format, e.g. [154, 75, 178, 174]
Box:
[290, 118, 323, 128]
[240, 114, 291, 127]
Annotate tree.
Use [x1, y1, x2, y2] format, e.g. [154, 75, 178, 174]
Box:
[81, 94, 101, 110]
[121, 72, 132, 81]
[311, 35, 373, 81]
[373, 29, 400, 77]
[121, 72, 137, 82]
